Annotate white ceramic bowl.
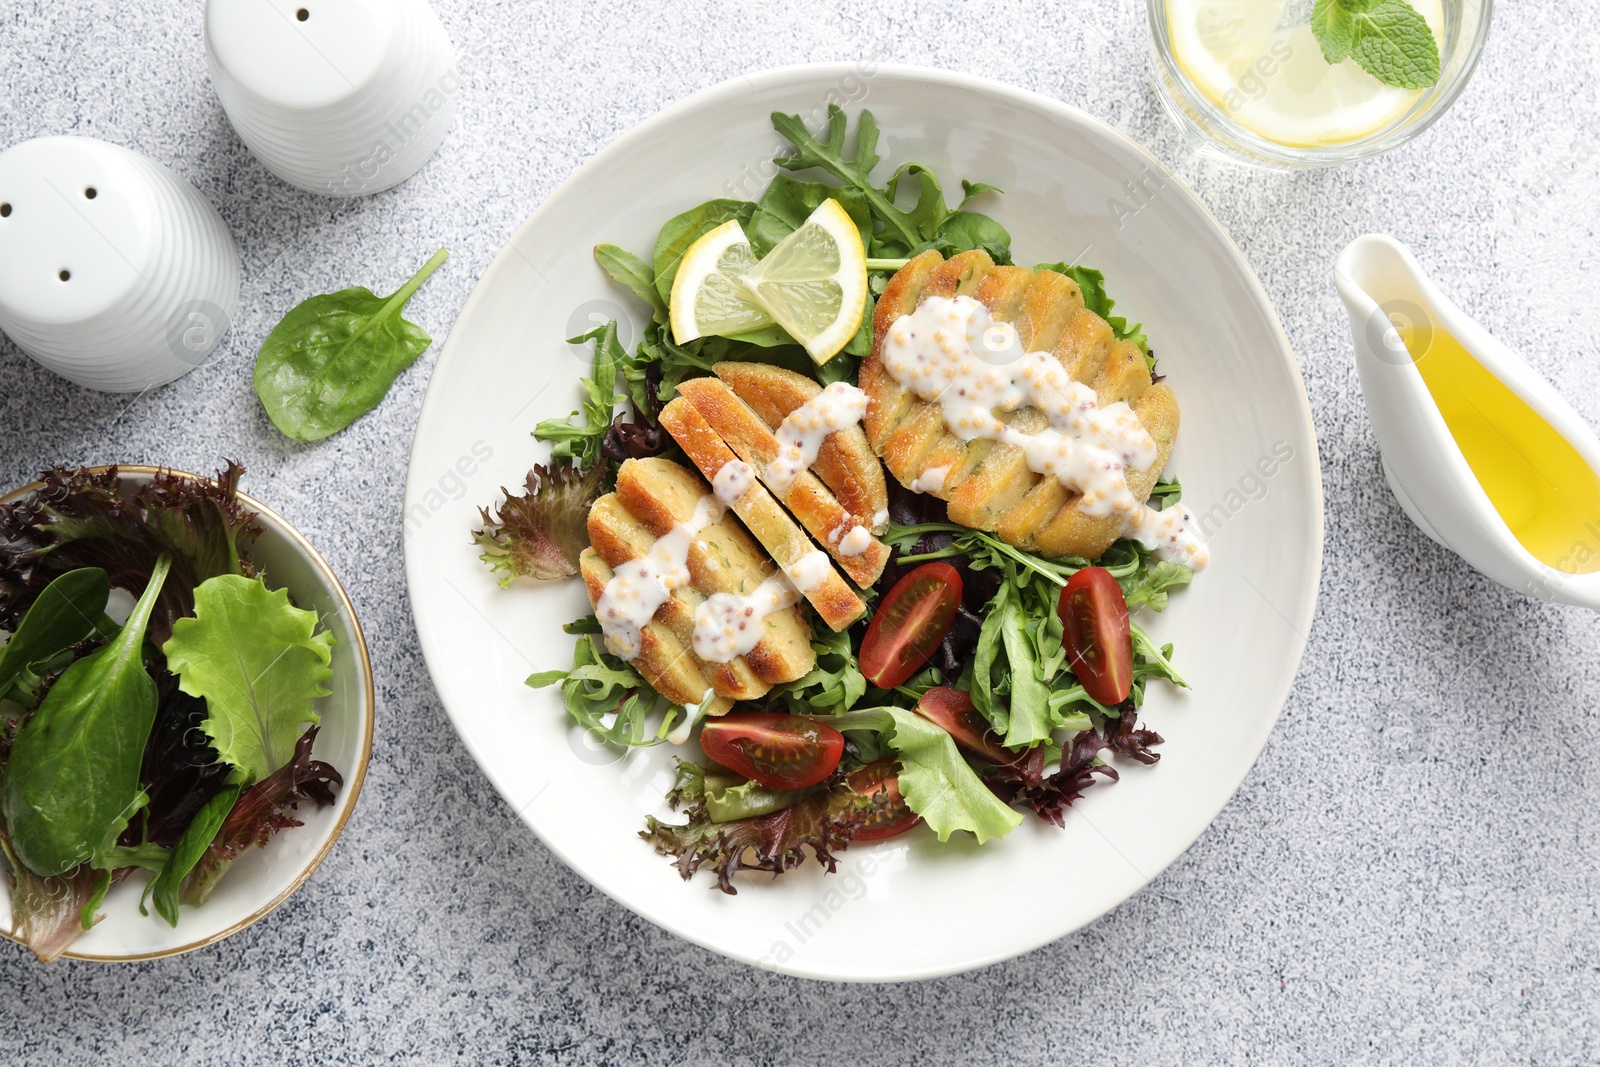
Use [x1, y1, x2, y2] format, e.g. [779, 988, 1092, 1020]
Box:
[0, 466, 373, 962]
[404, 64, 1324, 981]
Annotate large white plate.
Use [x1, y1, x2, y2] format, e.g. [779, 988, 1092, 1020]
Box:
[404, 65, 1323, 981]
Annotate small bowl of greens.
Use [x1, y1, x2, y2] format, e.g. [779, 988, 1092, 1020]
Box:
[0, 463, 373, 962]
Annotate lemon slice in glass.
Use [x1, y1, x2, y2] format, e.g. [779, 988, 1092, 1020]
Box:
[738, 198, 868, 365]
[669, 220, 774, 344]
[1167, 0, 1439, 147]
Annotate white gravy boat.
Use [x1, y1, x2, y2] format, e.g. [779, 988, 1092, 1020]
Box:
[1334, 233, 1600, 610]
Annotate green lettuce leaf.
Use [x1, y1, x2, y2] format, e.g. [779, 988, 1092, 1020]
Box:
[162, 575, 335, 785]
[883, 708, 1022, 843]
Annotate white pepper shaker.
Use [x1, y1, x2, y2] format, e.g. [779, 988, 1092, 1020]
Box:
[204, 0, 459, 197]
[0, 136, 240, 394]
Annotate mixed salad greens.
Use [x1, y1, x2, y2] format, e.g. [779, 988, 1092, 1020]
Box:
[0, 464, 343, 959]
[473, 106, 1196, 893]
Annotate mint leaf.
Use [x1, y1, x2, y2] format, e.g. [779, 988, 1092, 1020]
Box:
[1349, 0, 1441, 89]
[1311, 0, 1355, 62]
[163, 574, 335, 785]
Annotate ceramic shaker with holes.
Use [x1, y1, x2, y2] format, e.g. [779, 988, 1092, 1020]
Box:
[0, 136, 240, 393]
[204, 0, 459, 197]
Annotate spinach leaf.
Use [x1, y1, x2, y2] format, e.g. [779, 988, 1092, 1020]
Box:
[146, 783, 239, 927]
[0, 568, 110, 699]
[2, 556, 171, 877]
[652, 200, 754, 307]
[593, 244, 666, 323]
[163, 575, 336, 785]
[254, 247, 449, 442]
[746, 175, 872, 257]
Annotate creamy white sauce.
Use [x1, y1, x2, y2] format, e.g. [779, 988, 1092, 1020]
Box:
[909, 465, 951, 495]
[871, 508, 889, 529]
[667, 688, 715, 744]
[711, 459, 755, 504]
[692, 575, 800, 664]
[766, 382, 870, 491]
[882, 295, 1208, 569]
[837, 525, 874, 557]
[595, 495, 726, 660]
[783, 549, 832, 592]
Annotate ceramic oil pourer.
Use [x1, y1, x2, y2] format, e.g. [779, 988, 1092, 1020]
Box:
[0, 136, 240, 393]
[1335, 233, 1600, 610]
[205, 0, 459, 197]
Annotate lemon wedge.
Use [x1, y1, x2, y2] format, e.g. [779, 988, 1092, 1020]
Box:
[669, 199, 868, 364]
[669, 220, 773, 345]
[1167, 0, 1440, 147]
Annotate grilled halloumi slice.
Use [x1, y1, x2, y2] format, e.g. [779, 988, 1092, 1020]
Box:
[660, 397, 868, 631]
[862, 249, 1179, 560]
[676, 375, 890, 589]
[581, 457, 816, 710]
[711, 363, 889, 534]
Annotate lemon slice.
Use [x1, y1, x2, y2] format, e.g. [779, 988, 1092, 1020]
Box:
[669, 220, 773, 344]
[738, 198, 868, 365]
[1167, 0, 1440, 147]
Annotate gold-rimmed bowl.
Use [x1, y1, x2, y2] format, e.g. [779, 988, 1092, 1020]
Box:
[0, 465, 374, 962]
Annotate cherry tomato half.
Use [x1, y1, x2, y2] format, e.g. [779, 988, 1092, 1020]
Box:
[859, 562, 963, 690]
[912, 686, 1021, 767]
[846, 759, 920, 842]
[699, 712, 844, 791]
[1058, 566, 1133, 706]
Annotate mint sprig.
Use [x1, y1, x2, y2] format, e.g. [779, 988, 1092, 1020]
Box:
[1310, 0, 1441, 90]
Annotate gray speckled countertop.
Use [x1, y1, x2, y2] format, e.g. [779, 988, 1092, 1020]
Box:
[3, 0, 1599, 1063]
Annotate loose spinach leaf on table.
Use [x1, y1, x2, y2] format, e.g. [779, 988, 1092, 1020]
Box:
[1, 556, 171, 877]
[0, 568, 110, 700]
[163, 574, 335, 785]
[254, 247, 449, 442]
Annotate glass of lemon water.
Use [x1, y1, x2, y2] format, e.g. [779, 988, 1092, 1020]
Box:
[1150, 0, 1492, 167]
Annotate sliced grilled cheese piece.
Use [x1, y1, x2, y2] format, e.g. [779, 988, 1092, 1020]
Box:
[711, 362, 889, 533]
[659, 396, 867, 631]
[581, 457, 816, 710]
[675, 376, 890, 589]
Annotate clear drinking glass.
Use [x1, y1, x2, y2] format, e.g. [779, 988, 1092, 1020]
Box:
[1148, 0, 1493, 168]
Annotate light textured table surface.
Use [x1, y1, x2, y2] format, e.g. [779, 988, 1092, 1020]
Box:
[3, 1, 1598, 1063]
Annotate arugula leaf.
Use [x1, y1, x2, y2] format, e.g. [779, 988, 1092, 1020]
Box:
[534, 322, 628, 469]
[1122, 558, 1194, 614]
[0, 568, 109, 700]
[254, 247, 448, 442]
[769, 618, 867, 714]
[883, 708, 1022, 843]
[163, 575, 335, 785]
[999, 594, 1052, 749]
[473, 462, 603, 585]
[2, 556, 172, 877]
[529, 627, 677, 747]
[652, 199, 755, 307]
[593, 244, 667, 323]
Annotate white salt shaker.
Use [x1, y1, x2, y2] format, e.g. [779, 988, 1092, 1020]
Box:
[204, 0, 459, 197]
[0, 136, 241, 394]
